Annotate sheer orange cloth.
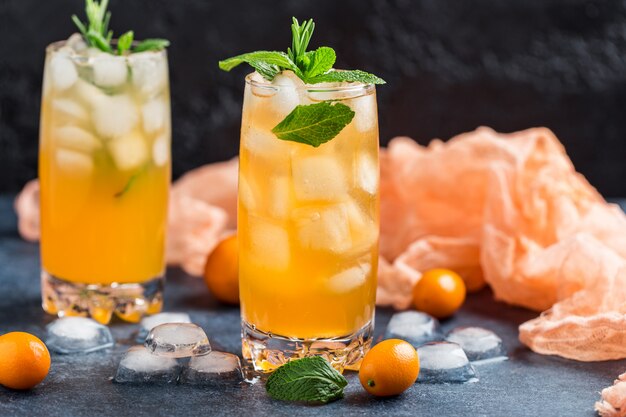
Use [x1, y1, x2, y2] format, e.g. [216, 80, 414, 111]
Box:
[15, 127, 626, 364]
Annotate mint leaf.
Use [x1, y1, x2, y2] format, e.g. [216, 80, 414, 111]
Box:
[272, 102, 355, 147]
[133, 38, 170, 53]
[117, 30, 134, 55]
[219, 51, 297, 77]
[303, 47, 336, 79]
[266, 357, 347, 403]
[308, 70, 386, 85]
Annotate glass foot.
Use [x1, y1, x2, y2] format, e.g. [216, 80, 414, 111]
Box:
[241, 320, 374, 377]
[41, 270, 164, 324]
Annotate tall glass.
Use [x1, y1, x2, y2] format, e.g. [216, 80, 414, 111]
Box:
[238, 73, 379, 372]
[39, 41, 171, 324]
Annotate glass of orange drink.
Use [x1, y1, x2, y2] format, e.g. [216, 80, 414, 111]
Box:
[39, 36, 170, 324]
[238, 71, 380, 372]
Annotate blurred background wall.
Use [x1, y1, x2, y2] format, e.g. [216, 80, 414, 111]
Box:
[1, 0, 625, 196]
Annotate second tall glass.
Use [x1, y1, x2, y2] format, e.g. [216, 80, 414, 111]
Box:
[239, 73, 380, 372]
[39, 41, 171, 324]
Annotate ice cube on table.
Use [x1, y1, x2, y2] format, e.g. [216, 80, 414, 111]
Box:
[152, 134, 169, 167]
[92, 54, 128, 88]
[92, 94, 139, 138]
[130, 52, 168, 98]
[293, 204, 352, 253]
[136, 312, 192, 343]
[417, 341, 478, 383]
[49, 55, 78, 91]
[55, 149, 94, 176]
[145, 323, 211, 358]
[327, 262, 371, 293]
[51, 99, 89, 123]
[108, 130, 148, 171]
[291, 155, 347, 201]
[384, 311, 442, 348]
[142, 98, 167, 133]
[180, 351, 243, 386]
[246, 217, 291, 269]
[350, 95, 377, 133]
[445, 327, 506, 363]
[114, 346, 180, 384]
[46, 317, 114, 354]
[268, 71, 303, 116]
[355, 153, 378, 195]
[54, 126, 102, 153]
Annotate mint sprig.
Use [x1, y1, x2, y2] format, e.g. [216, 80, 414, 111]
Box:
[272, 102, 355, 147]
[72, 0, 169, 55]
[219, 17, 385, 85]
[265, 357, 348, 404]
[219, 17, 384, 147]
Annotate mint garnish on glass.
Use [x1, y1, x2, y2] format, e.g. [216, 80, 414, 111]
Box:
[265, 357, 348, 404]
[219, 18, 385, 147]
[72, 0, 169, 55]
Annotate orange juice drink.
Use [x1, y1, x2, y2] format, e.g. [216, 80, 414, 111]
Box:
[39, 39, 170, 324]
[238, 72, 380, 372]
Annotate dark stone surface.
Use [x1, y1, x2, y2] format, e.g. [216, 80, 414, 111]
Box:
[1, 0, 626, 196]
[1, 196, 626, 416]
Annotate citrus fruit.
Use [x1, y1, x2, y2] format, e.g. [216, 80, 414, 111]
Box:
[203, 234, 239, 304]
[0, 332, 51, 390]
[359, 339, 419, 396]
[413, 268, 466, 318]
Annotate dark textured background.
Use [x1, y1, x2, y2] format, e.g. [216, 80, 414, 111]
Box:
[1, 0, 625, 196]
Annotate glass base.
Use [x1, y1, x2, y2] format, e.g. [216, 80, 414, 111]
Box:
[241, 319, 374, 376]
[41, 270, 164, 325]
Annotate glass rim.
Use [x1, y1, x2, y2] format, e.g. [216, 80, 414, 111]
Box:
[245, 71, 376, 93]
[45, 39, 167, 61]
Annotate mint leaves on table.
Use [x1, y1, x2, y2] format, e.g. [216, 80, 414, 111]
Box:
[219, 17, 385, 147]
[265, 357, 348, 404]
[72, 0, 169, 55]
[272, 102, 355, 148]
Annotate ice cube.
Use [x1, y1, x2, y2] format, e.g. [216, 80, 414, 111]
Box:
[249, 71, 276, 98]
[72, 79, 107, 109]
[66, 33, 87, 54]
[114, 345, 180, 384]
[242, 126, 292, 164]
[92, 54, 128, 88]
[51, 99, 89, 123]
[55, 149, 94, 175]
[142, 98, 167, 133]
[291, 155, 347, 201]
[49, 55, 78, 91]
[152, 134, 169, 167]
[238, 175, 257, 211]
[136, 312, 191, 343]
[46, 317, 114, 354]
[269, 71, 303, 116]
[180, 351, 244, 386]
[145, 323, 211, 358]
[92, 94, 139, 138]
[54, 126, 102, 153]
[350, 95, 377, 133]
[327, 262, 371, 293]
[267, 176, 291, 219]
[417, 341, 478, 383]
[445, 327, 507, 363]
[247, 217, 290, 269]
[293, 204, 352, 253]
[384, 311, 442, 348]
[108, 130, 148, 170]
[355, 153, 378, 195]
[345, 200, 378, 254]
[129, 52, 168, 98]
